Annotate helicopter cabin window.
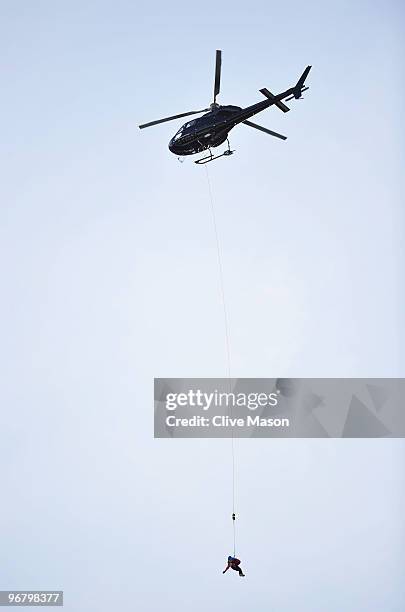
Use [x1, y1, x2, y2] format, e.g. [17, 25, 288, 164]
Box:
[174, 120, 197, 140]
[174, 127, 184, 140]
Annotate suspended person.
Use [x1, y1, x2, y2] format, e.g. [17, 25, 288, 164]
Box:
[223, 556, 245, 577]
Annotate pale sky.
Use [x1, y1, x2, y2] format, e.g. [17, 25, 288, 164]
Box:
[1, 1, 404, 610]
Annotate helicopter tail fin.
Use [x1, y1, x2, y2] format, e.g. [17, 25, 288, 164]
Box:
[294, 65, 311, 98]
[284, 66, 312, 102]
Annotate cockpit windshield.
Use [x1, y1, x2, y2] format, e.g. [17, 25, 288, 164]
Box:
[174, 127, 184, 141]
[173, 119, 197, 141]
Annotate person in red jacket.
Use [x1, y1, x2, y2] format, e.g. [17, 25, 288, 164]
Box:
[223, 555, 245, 576]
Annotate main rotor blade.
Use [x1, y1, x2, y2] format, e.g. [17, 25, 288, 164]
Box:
[242, 120, 287, 140]
[213, 49, 222, 103]
[259, 88, 290, 112]
[139, 109, 209, 129]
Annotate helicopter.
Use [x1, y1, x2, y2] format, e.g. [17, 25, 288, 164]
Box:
[139, 51, 311, 164]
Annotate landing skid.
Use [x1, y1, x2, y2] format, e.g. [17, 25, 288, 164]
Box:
[195, 140, 235, 165]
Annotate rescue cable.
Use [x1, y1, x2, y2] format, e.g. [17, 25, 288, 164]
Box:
[204, 166, 237, 557]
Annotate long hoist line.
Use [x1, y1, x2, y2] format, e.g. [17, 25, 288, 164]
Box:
[204, 166, 237, 557]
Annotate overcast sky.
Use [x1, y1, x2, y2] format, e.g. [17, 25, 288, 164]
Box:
[1, 1, 404, 610]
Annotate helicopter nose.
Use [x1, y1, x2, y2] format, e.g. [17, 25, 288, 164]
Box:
[168, 136, 181, 153]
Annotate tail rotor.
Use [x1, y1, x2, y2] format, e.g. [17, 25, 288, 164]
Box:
[285, 65, 312, 101]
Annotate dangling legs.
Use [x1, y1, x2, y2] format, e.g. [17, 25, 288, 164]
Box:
[231, 564, 245, 576]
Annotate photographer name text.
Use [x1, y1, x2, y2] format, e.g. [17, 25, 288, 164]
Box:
[166, 415, 289, 428]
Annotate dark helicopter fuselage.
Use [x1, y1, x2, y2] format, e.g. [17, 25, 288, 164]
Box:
[139, 55, 312, 158]
[168, 94, 291, 156]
